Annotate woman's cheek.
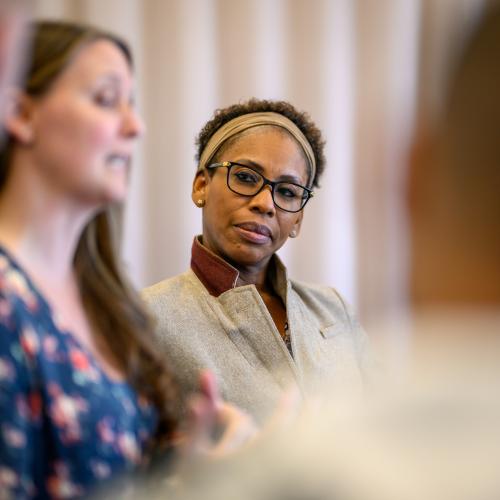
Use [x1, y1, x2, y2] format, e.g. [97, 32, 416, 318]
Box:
[84, 114, 119, 150]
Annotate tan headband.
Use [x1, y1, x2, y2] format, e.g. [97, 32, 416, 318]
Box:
[197, 111, 316, 184]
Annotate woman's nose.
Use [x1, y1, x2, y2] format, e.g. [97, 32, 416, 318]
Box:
[121, 106, 145, 139]
[249, 185, 276, 215]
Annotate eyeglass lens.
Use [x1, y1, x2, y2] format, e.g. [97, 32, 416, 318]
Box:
[228, 164, 308, 212]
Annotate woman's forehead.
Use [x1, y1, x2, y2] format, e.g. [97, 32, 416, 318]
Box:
[73, 39, 131, 72]
[218, 125, 306, 162]
[48, 38, 132, 91]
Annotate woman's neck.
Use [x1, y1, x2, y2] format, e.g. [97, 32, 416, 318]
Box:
[235, 259, 274, 292]
[0, 157, 96, 286]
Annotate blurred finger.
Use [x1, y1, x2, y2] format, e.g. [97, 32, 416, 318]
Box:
[198, 369, 220, 407]
[208, 402, 258, 458]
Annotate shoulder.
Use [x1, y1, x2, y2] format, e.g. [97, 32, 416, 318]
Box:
[290, 279, 373, 374]
[0, 279, 38, 392]
[289, 278, 366, 338]
[290, 279, 351, 315]
[0, 254, 41, 340]
[0, 254, 39, 312]
[0, 254, 55, 380]
[142, 270, 206, 313]
[143, 270, 196, 299]
[291, 279, 343, 300]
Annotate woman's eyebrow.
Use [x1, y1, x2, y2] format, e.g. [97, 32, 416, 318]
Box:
[233, 158, 264, 171]
[95, 72, 120, 83]
[94, 72, 136, 103]
[233, 158, 305, 184]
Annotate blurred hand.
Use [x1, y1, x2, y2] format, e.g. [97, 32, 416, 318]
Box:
[180, 370, 257, 460]
[180, 370, 302, 460]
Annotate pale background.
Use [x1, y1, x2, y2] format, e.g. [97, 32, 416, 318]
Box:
[32, 0, 486, 337]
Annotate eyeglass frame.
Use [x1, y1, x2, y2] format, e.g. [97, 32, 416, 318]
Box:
[205, 161, 314, 213]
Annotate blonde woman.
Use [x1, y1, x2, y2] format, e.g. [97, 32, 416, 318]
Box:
[0, 21, 253, 498]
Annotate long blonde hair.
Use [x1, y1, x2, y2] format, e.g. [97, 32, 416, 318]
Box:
[0, 20, 179, 448]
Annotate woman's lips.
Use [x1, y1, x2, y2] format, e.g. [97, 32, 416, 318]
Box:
[234, 222, 273, 244]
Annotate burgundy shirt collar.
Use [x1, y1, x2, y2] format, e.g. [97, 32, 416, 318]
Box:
[190, 236, 239, 297]
[190, 235, 289, 299]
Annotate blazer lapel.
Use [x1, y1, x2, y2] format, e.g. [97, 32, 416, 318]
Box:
[217, 285, 300, 390]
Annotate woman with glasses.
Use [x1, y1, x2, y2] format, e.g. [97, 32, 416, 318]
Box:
[144, 99, 371, 421]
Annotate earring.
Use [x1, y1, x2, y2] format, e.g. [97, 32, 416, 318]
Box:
[289, 230, 297, 238]
[196, 199, 205, 207]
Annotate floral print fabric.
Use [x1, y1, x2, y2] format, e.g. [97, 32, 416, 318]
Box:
[0, 247, 157, 499]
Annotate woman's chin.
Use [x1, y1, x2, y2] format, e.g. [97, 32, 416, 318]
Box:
[71, 185, 127, 212]
[100, 184, 129, 205]
[226, 244, 273, 269]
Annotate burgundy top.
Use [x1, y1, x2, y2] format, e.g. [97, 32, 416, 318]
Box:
[190, 236, 240, 297]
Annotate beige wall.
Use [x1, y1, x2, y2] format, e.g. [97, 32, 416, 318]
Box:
[32, 0, 485, 334]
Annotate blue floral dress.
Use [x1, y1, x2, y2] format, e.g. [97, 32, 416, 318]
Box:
[0, 247, 158, 499]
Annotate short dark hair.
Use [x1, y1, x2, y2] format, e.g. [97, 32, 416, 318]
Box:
[195, 98, 326, 188]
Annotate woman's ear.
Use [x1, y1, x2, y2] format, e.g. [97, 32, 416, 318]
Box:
[3, 89, 35, 144]
[192, 170, 209, 207]
[289, 211, 303, 238]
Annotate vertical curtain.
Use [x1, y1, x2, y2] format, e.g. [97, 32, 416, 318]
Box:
[32, 0, 486, 324]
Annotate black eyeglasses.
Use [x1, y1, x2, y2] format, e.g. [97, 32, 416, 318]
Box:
[206, 161, 314, 213]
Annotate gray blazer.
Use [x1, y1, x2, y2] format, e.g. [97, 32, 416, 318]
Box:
[143, 261, 371, 421]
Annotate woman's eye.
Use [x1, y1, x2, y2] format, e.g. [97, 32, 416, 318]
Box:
[234, 170, 259, 184]
[94, 89, 119, 108]
[277, 185, 299, 198]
